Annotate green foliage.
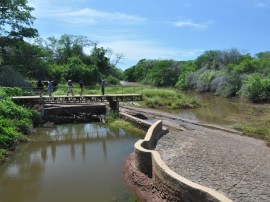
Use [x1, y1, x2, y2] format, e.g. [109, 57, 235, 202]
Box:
[123, 59, 155, 83]
[106, 75, 120, 85]
[0, 87, 24, 96]
[0, 118, 25, 149]
[235, 124, 270, 142]
[143, 88, 176, 98]
[240, 73, 270, 102]
[144, 60, 181, 86]
[0, 0, 38, 39]
[232, 58, 262, 74]
[123, 59, 181, 87]
[106, 115, 145, 137]
[175, 61, 196, 89]
[143, 88, 200, 109]
[0, 87, 33, 159]
[195, 50, 221, 69]
[63, 56, 90, 82]
[211, 72, 241, 97]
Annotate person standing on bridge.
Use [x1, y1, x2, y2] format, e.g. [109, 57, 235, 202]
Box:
[79, 80, 84, 96]
[37, 79, 44, 97]
[101, 79, 106, 95]
[48, 79, 53, 96]
[67, 79, 74, 96]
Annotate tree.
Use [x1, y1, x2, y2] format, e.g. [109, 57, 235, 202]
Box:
[91, 45, 111, 76]
[0, 0, 38, 39]
[1, 40, 48, 78]
[35, 35, 93, 65]
[1, 0, 39, 83]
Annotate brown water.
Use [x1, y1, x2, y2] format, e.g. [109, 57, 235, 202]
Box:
[0, 123, 140, 202]
[174, 92, 270, 126]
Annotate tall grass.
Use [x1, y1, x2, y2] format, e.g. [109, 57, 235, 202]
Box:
[53, 83, 200, 110]
[142, 88, 200, 109]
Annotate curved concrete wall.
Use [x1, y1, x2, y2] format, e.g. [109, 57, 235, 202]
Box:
[134, 120, 232, 202]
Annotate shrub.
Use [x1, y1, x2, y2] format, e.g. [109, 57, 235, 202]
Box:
[0, 118, 26, 149]
[0, 87, 34, 160]
[240, 73, 270, 102]
[106, 75, 120, 85]
[0, 87, 24, 96]
[196, 70, 216, 92]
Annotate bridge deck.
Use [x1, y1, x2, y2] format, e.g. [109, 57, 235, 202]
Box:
[11, 94, 142, 104]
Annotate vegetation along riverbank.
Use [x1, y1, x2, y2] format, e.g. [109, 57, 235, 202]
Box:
[0, 88, 37, 162]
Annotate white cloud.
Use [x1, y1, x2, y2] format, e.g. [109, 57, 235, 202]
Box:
[174, 20, 214, 30]
[255, 2, 268, 7]
[53, 8, 146, 24]
[99, 39, 204, 69]
[28, 0, 146, 25]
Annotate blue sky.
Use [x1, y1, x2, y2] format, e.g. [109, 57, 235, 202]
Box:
[28, 0, 270, 70]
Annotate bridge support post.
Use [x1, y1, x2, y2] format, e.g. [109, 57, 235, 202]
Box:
[41, 103, 45, 117]
[109, 101, 119, 113]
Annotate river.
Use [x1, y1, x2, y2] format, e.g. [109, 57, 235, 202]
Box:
[1, 83, 269, 202]
[174, 92, 270, 126]
[120, 81, 270, 126]
[0, 123, 140, 202]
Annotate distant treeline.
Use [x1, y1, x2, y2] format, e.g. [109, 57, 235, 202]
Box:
[123, 49, 270, 103]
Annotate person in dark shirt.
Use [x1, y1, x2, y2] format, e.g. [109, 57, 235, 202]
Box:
[79, 80, 84, 96]
[37, 79, 44, 97]
[101, 79, 105, 95]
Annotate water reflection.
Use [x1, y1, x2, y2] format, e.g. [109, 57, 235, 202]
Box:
[0, 123, 139, 202]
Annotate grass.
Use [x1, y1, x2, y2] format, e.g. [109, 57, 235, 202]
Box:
[234, 115, 270, 146]
[106, 114, 145, 137]
[232, 106, 270, 146]
[142, 88, 200, 109]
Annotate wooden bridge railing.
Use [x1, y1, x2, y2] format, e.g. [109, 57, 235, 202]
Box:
[10, 85, 144, 97]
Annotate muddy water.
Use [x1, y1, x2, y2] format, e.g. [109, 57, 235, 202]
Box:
[0, 123, 140, 202]
[166, 92, 270, 126]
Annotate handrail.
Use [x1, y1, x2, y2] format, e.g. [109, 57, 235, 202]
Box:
[3, 85, 144, 96]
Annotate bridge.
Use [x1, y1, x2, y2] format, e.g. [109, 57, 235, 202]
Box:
[11, 94, 142, 104]
[11, 94, 143, 113]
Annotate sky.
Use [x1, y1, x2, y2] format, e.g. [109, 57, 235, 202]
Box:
[27, 0, 270, 70]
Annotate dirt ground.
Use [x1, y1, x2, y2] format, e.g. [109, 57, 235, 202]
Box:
[122, 153, 166, 202]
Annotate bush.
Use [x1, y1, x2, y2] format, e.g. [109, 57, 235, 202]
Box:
[0, 87, 34, 160]
[0, 87, 24, 97]
[240, 73, 270, 102]
[0, 118, 26, 149]
[106, 75, 120, 85]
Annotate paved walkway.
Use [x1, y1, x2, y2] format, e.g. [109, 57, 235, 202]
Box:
[121, 106, 270, 202]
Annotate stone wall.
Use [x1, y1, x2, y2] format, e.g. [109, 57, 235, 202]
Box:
[119, 112, 152, 131]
